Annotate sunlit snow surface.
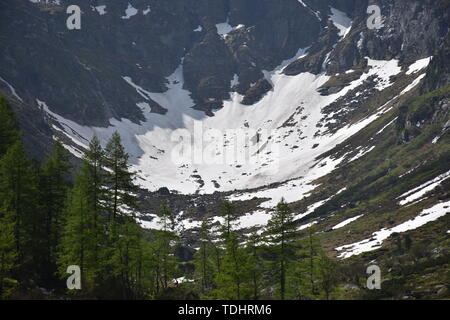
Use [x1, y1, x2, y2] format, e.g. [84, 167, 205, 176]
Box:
[332, 214, 364, 230]
[397, 170, 450, 206]
[329, 8, 352, 38]
[216, 20, 233, 37]
[406, 57, 432, 75]
[336, 200, 450, 259]
[40, 46, 430, 208]
[121, 3, 138, 19]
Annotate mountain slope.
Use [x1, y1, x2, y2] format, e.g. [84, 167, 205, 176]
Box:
[1, 1, 449, 296]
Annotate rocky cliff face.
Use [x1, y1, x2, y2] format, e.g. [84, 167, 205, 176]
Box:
[286, 0, 449, 76]
[1, 0, 449, 179]
[0, 0, 320, 124]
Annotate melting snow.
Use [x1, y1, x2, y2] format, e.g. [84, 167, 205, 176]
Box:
[376, 117, 398, 135]
[41, 44, 402, 197]
[406, 57, 432, 75]
[298, 221, 318, 231]
[332, 214, 364, 230]
[296, 197, 332, 220]
[398, 170, 450, 206]
[348, 146, 375, 162]
[143, 6, 151, 15]
[238, 210, 272, 229]
[401, 74, 426, 95]
[138, 211, 201, 232]
[297, 0, 321, 21]
[175, 276, 194, 283]
[122, 3, 138, 19]
[94, 5, 107, 15]
[336, 200, 450, 258]
[0, 76, 23, 102]
[329, 8, 352, 38]
[216, 20, 233, 38]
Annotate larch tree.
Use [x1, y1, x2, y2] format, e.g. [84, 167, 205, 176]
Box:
[266, 198, 297, 300]
[39, 140, 71, 285]
[0, 141, 37, 278]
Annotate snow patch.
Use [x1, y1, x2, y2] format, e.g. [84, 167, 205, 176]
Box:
[376, 117, 398, 135]
[238, 211, 271, 229]
[329, 8, 352, 38]
[332, 214, 364, 230]
[0, 76, 23, 102]
[143, 6, 151, 15]
[40, 45, 402, 196]
[336, 200, 450, 259]
[94, 5, 107, 15]
[298, 221, 318, 231]
[297, 0, 321, 21]
[216, 20, 233, 38]
[406, 57, 432, 75]
[122, 3, 138, 19]
[401, 74, 426, 95]
[398, 170, 450, 206]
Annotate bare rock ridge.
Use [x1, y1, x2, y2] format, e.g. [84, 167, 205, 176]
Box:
[0, 0, 320, 125]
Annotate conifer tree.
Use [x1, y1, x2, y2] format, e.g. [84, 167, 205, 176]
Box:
[0, 97, 19, 156]
[107, 216, 144, 299]
[246, 232, 263, 300]
[220, 201, 238, 239]
[104, 131, 137, 221]
[0, 207, 18, 299]
[317, 251, 338, 300]
[59, 161, 106, 295]
[290, 226, 321, 299]
[214, 201, 250, 299]
[266, 198, 296, 300]
[193, 218, 216, 296]
[214, 231, 249, 299]
[39, 140, 71, 284]
[153, 203, 179, 293]
[58, 137, 108, 297]
[101, 132, 144, 298]
[0, 141, 37, 276]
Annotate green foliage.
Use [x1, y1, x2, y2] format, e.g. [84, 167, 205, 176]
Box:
[213, 201, 254, 300]
[151, 204, 180, 295]
[245, 232, 264, 300]
[0, 141, 37, 277]
[104, 131, 138, 221]
[219, 201, 238, 239]
[266, 198, 297, 300]
[317, 251, 338, 300]
[58, 134, 147, 299]
[193, 218, 216, 297]
[58, 158, 107, 297]
[37, 141, 72, 285]
[214, 232, 250, 299]
[0, 207, 17, 299]
[289, 227, 321, 299]
[0, 97, 19, 157]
